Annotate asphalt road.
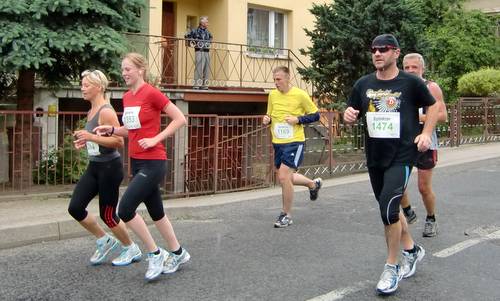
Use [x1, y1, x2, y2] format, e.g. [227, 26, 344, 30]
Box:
[1, 158, 499, 301]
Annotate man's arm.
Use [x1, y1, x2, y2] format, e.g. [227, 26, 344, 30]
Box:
[420, 82, 447, 123]
[263, 94, 273, 125]
[284, 91, 319, 125]
[343, 107, 360, 124]
[344, 84, 361, 124]
[421, 101, 439, 136]
[415, 101, 439, 152]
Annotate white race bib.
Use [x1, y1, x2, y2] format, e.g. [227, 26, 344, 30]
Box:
[274, 123, 294, 139]
[366, 112, 400, 138]
[86, 141, 100, 156]
[122, 106, 142, 129]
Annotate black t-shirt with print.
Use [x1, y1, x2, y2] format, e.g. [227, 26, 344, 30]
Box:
[347, 71, 436, 168]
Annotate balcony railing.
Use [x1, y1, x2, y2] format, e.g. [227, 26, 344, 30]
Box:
[124, 32, 313, 94]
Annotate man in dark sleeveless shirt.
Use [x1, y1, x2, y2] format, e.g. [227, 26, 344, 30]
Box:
[400, 53, 448, 237]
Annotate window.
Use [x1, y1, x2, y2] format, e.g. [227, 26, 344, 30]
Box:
[247, 7, 286, 54]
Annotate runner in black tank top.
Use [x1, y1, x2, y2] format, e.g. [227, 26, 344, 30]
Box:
[69, 70, 142, 266]
[400, 53, 448, 237]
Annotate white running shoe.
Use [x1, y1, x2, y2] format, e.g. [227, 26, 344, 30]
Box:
[400, 245, 426, 278]
[145, 248, 168, 281]
[376, 264, 402, 295]
[163, 248, 191, 274]
[90, 235, 119, 265]
[112, 243, 142, 266]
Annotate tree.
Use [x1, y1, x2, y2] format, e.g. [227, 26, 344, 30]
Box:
[299, 0, 423, 109]
[424, 10, 500, 101]
[410, 0, 464, 28]
[299, 0, 467, 109]
[0, 0, 144, 188]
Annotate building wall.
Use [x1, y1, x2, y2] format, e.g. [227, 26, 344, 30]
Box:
[147, 0, 229, 41]
[142, 1, 325, 61]
[227, 0, 327, 64]
[464, 0, 500, 14]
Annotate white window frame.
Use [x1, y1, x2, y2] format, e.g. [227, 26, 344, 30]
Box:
[247, 6, 287, 58]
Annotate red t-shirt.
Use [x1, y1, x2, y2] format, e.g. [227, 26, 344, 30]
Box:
[122, 83, 170, 160]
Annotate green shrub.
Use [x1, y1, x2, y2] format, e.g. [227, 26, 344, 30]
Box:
[33, 120, 88, 185]
[457, 68, 500, 97]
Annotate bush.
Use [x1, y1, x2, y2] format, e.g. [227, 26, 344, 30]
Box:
[457, 68, 500, 97]
[33, 120, 88, 185]
[0, 72, 16, 101]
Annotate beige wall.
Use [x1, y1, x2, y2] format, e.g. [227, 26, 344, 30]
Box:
[148, 0, 163, 36]
[149, 0, 229, 41]
[464, 0, 500, 13]
[144, 1, 324, 59]
[139, 0, 325, 88]
[227, 0, 327, 64]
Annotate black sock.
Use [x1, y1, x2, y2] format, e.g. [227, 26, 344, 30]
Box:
[405, 245, 417, 254]
[402, 205, 412, 215]
[152, 249, 160, 255]
[426, 215, 436, 222]
[172, 247, 183, 255]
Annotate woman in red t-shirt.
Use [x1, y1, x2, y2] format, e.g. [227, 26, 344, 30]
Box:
[95, 53, 190, 281]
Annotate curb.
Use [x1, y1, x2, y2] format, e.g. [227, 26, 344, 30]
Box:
[0, 205, 224, 250]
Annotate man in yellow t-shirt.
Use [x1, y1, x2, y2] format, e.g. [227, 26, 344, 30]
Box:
[263, 66, 322, 228]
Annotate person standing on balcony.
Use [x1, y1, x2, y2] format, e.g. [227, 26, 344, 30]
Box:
[262, 66, 322, 228]
[70, 70, 141, 267]
[343, 34, 440, 295]
[185, 16, 213, 90]
[400, 53, 447, 237]
[94, 52, 190, 282]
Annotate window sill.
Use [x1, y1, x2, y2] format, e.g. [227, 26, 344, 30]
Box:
[245, 52, 289, 60]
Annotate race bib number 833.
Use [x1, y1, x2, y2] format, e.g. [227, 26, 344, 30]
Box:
[122, 106, 142, 129]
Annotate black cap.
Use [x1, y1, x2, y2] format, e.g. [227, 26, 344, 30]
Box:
[372, 34, 400, 48]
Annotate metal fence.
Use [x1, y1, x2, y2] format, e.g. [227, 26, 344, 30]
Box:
[125, 33, 313, 94]
[0, 97, 499, 195]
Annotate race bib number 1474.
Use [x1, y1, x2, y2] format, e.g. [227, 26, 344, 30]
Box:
[366, 112, 400, 138]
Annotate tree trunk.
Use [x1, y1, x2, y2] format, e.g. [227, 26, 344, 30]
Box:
[12, 69, 35, 190]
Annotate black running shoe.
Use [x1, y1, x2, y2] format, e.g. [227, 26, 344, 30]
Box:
[403, 208, 417, 224]
[309, 178, 323, 201]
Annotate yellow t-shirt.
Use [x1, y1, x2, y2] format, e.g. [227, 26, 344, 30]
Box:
[266, 86, 318, 144]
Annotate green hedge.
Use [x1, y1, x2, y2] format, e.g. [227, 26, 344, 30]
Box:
[457, 68, 500, 97]
[33, 119, 88, 185]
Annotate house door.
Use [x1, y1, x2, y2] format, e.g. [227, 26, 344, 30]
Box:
[162, 2, 176, 85]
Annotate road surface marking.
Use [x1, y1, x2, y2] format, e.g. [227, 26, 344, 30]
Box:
[307, 281, 371, 301]
[434, 229, 500, 258]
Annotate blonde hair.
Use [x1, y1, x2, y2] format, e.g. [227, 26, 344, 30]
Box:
[123, 52, 148, 81]
[272, 66, 290, 75]
[403, 53, 425, 69]
[81, 69, 109, 92]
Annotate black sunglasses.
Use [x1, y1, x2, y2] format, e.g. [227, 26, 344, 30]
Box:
[370, 46, 397, 54]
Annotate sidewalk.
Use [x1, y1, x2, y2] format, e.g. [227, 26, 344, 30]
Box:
[1, 143, 499, 249]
